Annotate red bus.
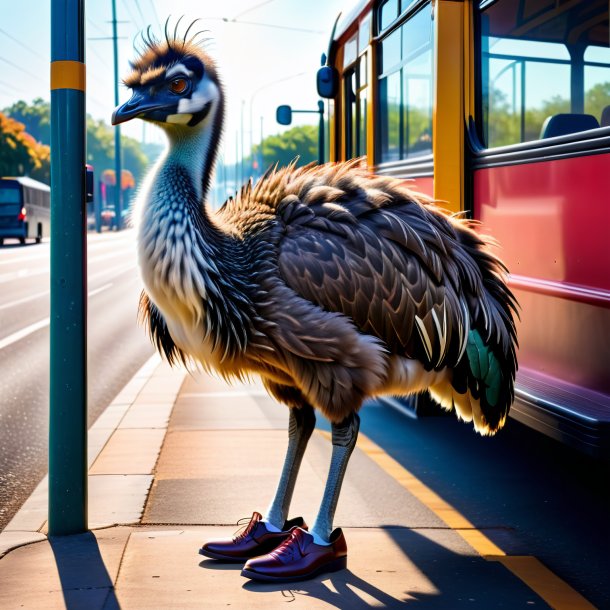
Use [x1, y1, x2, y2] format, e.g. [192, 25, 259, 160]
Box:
[318, 0, 610, 457]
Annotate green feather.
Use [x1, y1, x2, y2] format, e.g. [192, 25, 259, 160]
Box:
[466, 330, 503, 408]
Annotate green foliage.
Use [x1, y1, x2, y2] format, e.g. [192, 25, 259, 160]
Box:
[3, 98, 158, 187]
[486, 81, 610, 147]
[251, 125, 319, 169]
[2, 98, 51, 145]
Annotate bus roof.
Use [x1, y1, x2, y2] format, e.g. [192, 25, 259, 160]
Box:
[0, 176, 51, 192]
[333, 0, 373, 42]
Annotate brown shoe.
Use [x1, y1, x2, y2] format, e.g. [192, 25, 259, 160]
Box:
[199, 512, 307, 563]
[241, 527, 347, 582]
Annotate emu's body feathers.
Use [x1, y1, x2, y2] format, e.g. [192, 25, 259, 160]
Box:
[141, 159, 518, 432]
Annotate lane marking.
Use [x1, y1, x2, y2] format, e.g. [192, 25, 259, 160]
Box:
[317, 429, 596, 610]
[0, 229, 135, 266]
[0, 248, 134, 284]
[0, 317, 50, 351]
[0, 233, 134, 266]
[0, 264, 136, 311]
[0, 283, 114, 351]
[87, 282, 113, 297]
[0, 289, 50, 311]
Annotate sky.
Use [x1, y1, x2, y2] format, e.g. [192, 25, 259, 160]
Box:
[0, 0, 347, 164]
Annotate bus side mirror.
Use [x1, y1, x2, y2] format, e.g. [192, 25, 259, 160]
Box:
[276, 105, 292, 125]
[85, 166, 94, 203]
[317, 65, 338, 99]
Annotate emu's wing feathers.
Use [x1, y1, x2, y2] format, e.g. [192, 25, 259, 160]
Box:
[275, 179, 468, 369]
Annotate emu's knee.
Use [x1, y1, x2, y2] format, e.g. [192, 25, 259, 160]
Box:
[331, 412, 360, 449]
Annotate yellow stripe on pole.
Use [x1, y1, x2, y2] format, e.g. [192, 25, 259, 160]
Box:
[51, 61, 86, 91]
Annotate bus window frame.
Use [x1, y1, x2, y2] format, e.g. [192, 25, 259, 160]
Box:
[374, 0, 434, 172]
[340, 14, 371, 161]
[472, 0, 610, 165]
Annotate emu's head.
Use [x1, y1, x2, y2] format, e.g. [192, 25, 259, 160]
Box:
[112, 23, 223, 133]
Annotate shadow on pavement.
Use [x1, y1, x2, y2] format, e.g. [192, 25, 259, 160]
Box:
[49, 531, 119, 609]
[231, 527, 546, 609]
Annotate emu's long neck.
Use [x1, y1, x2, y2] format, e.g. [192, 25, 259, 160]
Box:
[136, 101, 228, 318]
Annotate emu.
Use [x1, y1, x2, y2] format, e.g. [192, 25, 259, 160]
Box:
[112, 24, 518, 583]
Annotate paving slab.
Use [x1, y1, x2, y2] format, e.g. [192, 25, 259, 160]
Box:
[169, 393, 284, 430]
[118, 402, 174, 429]
[89, 429, 166, 475]
[143, 425, 447, 529]
[112, 527, 544, 609]
[88, 475, 153, 529]
[0, 528, 131, 610]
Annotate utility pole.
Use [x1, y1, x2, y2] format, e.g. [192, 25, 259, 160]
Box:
[111, 0, 122, 230]
[49, 0, 88, 535]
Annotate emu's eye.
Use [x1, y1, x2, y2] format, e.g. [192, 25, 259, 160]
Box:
[169, 78, 188, 94]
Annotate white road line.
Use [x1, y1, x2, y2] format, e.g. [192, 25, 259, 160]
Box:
[89, 262, 137, 282]
[87, 282, 113, 297]
[0, 231, 135, 266]
[0, 264, 136, 311]
[0, 283, 114, 351]
[0, 248, 135, 284]
[0, 317, 50, 350]
[0, 289, 50, 311]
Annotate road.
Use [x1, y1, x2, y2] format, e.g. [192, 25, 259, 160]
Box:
[0, 231, 153, 531]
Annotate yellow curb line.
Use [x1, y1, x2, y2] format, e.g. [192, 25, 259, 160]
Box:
[317, 429, 596, 610]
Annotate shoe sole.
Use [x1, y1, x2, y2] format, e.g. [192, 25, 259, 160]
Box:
[240, 555, 347, 583]
[198, 548, 248, 563]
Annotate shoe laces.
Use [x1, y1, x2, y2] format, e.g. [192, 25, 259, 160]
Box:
[271, 529, 305, 562]
[232, 515, 258, 542]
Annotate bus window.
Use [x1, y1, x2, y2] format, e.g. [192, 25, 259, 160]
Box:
[342, 15, 369, 162]
[479, 0, 610, 147]
[377, 4, 433, 164]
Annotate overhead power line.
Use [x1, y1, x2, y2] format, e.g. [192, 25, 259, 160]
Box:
[0, 28, 46, 61]
[0, 55, 40, 80]
[147, 0, 162, 31]
[133, 0, 147, 27]
[232, 0, 277, 21]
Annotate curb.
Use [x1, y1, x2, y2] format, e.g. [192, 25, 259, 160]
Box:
[0, 353, 185, 558]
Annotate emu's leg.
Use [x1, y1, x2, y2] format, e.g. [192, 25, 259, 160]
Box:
[264, 404, 316, 529]
[310, 412, 360, 542]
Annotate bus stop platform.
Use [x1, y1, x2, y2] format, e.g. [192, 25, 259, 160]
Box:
[0, 358, 588, 609]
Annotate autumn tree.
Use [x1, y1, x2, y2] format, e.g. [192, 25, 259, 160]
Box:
[0, 112, 50, 183]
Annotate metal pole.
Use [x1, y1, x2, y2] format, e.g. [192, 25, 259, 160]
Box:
[240, 100, 245, 184]
[49, 0, 88, 535]
[112, 0, 122, 230]
[318, 100, 324, 165]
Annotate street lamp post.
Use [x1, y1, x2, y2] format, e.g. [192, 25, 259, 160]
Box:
[111, 0, 123, 230]
[276, 101, 326, 164]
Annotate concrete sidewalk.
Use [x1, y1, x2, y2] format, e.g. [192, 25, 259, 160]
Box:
[0, 358, 554, 609]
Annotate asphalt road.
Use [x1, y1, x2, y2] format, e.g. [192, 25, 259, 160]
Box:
[0, 231, 153, 531]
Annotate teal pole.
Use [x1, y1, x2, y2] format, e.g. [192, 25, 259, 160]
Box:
[49, 0, 88, 535]
[112, 0, 123, 230]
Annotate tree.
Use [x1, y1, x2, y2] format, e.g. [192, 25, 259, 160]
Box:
[0, 112, 50, 183]
[2, 98, 51, 145]
[251, 125, 319, 170]
[3, 99, 158, 188]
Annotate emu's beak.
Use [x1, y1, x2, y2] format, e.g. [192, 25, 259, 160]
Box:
[111, 93, 167, 126]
